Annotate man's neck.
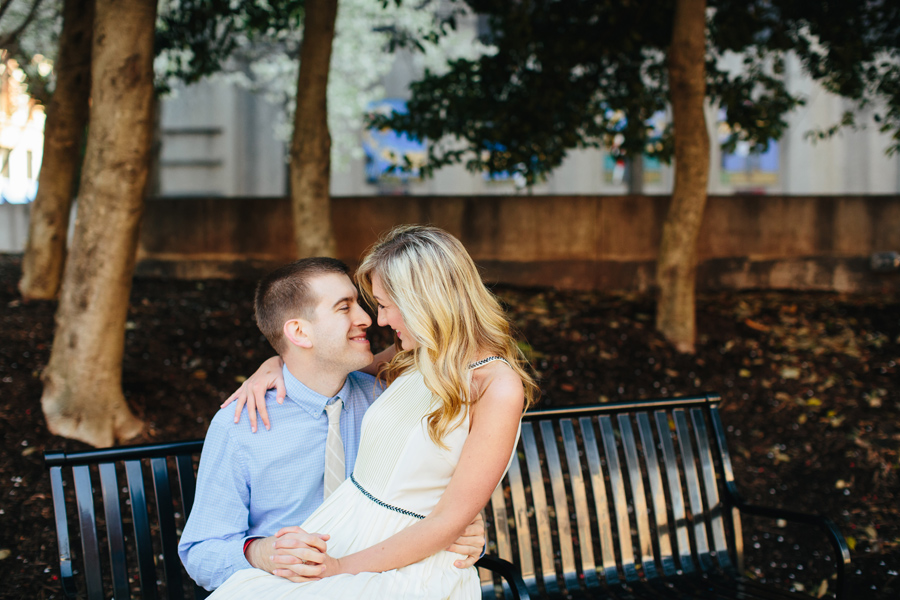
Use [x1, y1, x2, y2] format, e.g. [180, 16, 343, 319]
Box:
[282, 353, 349, 398]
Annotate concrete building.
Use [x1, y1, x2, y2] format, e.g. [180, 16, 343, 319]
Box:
[156, 51, 900, 199]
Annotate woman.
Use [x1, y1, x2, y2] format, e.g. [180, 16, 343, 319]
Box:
[211, 225, 537, 599]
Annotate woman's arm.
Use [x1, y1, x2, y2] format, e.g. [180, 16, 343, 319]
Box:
[275, 365, 524, 577]
[222, 345, 395, 431]
[221, 355, 284, 432]
[359, 345, 397, 376]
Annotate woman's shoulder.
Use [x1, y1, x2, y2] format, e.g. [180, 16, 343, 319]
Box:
[470, 357, 525, 408]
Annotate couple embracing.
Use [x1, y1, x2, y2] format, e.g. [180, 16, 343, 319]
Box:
[178, 225, 537, 599]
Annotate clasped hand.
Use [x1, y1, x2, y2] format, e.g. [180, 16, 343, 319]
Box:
[261, 526, 336, 582]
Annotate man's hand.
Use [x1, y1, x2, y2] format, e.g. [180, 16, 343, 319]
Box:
[246, 527, 330, 582]
[270, 526, 331, 582]
[447, 512, 486, 569]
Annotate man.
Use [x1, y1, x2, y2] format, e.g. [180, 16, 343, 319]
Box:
[179, 258, 483, 590]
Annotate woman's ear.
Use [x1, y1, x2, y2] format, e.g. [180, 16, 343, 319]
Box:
[283, 318, 313, 349]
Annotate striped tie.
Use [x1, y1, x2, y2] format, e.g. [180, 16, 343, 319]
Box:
[323, 399, 345, 498]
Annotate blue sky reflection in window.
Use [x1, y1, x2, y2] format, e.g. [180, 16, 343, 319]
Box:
[362, 100, 426, 183]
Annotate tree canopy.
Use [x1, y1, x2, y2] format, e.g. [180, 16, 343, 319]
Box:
[375, 0, 900, 184]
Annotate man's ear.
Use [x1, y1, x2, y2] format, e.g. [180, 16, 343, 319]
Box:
[283, 318, 313, 349]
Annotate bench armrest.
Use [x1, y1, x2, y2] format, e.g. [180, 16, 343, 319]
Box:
[735, 500, 851, 600]
[475, 554, 531, 600]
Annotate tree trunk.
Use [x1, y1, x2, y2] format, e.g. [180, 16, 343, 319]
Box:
[289, 0, 338, 257]
[41, 0, 157, 446]
[18, 0, 93, 300]
[655, 0, 710, 354]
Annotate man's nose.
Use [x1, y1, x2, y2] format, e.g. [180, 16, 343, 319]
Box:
[354, 304, 372, 327]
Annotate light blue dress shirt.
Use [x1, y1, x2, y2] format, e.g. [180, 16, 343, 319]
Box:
[178, 366, 382, 590]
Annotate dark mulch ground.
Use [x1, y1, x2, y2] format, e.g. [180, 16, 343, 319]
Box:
[1, 253, 897, 599]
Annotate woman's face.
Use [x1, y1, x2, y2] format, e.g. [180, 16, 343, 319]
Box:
[371, 274, 416, 350]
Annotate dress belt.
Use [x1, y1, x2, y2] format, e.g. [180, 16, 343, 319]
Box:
[349, 473, 425, 520]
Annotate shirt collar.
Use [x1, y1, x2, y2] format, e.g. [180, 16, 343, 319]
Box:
[282, 365, 351, 418]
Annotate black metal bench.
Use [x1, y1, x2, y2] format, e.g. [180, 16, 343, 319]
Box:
[45, 393, 850, 600]
[44, 440, 528, 600]
[476, 394, 852, 599]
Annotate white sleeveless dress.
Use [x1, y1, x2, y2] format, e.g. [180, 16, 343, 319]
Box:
[209, 364, 513, 599]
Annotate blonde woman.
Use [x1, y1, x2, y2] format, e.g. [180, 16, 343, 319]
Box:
[211, 225, 537, 599]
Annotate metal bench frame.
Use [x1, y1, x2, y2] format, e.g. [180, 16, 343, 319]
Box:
[45, 441, 529, 600]
[46, 393, 850, 599]
[477, 394, 852, 599]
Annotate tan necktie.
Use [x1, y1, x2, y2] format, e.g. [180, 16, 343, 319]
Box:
[323, 399, 345, 498]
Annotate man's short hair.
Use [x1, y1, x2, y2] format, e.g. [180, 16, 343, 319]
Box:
[254, 257, 350, 354]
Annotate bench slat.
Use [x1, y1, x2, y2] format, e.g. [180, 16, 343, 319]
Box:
[560, 418, 600, 588]
[618, 413, 659, 581]
[175, 453, 197, 519]
[98, 462, 130, 599]
[691, 407, 734, 570]
[655, 410, 696, 575]
[710, 405, 745, 573]
[521, 423, 558, 594]
[125, 459, 159, 600]
[599, 415, 640, 582]
[173, 453, 210, 600]
[578, 416, 619, 585]
[539, 420, 579, 593]
[73, 465, 104, 599]
[48, 465, 78, 599]
[485, 474, 514, 598]
[152, 457, 186, 599]
[505, 448, 538, 595]
[673, 409, 714, 572]
[637, 412, 677, 577]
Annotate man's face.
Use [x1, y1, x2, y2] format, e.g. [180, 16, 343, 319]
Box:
[303, 273, 373, 373]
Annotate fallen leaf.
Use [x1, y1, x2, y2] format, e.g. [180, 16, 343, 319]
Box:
[192, 370, 208, 380]
[816, 579, 828, 598]
[846, 536, 857, 551]
[234, 375, 247, 383]
[744, 318, 771, 332]
[0, 549, 9, 560]
[781, 367, 801, 379]
[739, 369, 752, 378]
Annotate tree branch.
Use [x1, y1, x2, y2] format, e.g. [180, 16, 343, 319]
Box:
[0, 0, 47, 49]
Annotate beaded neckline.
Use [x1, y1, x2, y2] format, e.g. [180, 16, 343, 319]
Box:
[468, 356, 509, 370]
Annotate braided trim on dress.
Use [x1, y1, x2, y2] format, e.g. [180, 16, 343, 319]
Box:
[350, 473, 425, 520]
[467, 356, 510, 370]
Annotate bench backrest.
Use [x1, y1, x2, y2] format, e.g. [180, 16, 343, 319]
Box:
[478, 394, 741, 598]
[45, 440, 207, 600]
[45, 441, 522, 600]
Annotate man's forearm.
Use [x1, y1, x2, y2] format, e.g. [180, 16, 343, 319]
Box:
[180, 537, 253, 591]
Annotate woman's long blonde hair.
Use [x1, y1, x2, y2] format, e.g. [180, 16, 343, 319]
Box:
[356, 225, 538, 447]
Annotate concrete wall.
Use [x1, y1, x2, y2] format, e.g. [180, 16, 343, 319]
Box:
[0, 203, 30, 252]
[135, 195, 900, 293]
